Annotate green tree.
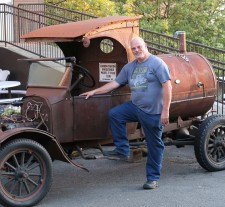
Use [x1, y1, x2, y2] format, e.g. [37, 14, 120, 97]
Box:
[132, 0, 225, 48]
[46, 0, 118, 16]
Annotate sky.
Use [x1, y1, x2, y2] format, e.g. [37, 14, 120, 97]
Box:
[0, 0, 12, 3]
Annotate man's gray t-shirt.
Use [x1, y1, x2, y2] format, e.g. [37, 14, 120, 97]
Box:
[115, 55, 170, 114]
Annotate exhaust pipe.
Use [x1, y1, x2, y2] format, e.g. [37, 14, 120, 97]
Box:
[174, 31, 186, 53]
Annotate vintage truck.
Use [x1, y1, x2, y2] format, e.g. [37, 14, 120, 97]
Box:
[0, 16, 224, 207]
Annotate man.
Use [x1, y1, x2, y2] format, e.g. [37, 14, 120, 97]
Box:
[80, 37, 172, 190]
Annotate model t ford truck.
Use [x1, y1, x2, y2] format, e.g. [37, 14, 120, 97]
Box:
[0, 16, 224, 207]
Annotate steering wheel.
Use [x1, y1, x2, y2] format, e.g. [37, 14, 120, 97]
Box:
[70, 64, 95, 91]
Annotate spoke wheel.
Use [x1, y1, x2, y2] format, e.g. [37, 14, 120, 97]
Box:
[0, 139, 53, 207]
[195, 115, 225, 171]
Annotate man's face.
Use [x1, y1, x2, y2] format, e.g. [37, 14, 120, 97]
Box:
[131, 39, 147, 60]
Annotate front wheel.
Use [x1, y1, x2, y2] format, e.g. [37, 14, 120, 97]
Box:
[194, 115, 225, 171]
[0, 138, 53, 207]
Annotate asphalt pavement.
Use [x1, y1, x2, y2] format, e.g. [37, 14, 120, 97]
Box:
[30, 145, 225, 207]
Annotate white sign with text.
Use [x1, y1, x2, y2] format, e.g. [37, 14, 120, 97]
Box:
[99, 63, 117, 82]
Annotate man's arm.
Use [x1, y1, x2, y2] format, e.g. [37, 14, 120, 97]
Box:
[161, 80, 172, 125]
[80, 80, 120, 99]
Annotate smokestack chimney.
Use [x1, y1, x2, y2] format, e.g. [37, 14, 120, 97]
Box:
[174, 31, 186, 53]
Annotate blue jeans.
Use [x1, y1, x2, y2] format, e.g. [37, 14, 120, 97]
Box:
[108, 101, 165, 181]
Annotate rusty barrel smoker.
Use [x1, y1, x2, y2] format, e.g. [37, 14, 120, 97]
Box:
[155, 31, 217, 123]
[161, 52, 217, 122]
[154, 35, 224, 172]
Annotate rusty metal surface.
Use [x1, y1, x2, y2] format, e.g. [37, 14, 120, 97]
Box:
[24, 87, 74, 142]
[21, 16, 141, 42]
[26, 86, 70, 104]
[159, 52, 217, 120]
[0, 127, 87, 171]
[73, 93, 133, 141]
[23, 51, 217, 142]
[20, 16, 217, 143]
[21, 16, 141, 62]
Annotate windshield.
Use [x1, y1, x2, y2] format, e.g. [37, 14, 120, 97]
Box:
[28, 61, 65, 86]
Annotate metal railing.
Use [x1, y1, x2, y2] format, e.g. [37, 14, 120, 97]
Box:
[140, 29, 225, 72]
[0, 4, 64, 60]
[0, 3, 225, 114]
[18, 3, 95, 22]
[0, 3, 97, 63]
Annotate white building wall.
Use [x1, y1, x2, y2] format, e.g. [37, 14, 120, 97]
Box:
[14, 0, 44, 6]
[0, 0, 13, 41]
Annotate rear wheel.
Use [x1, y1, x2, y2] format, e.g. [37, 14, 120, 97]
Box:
[0, 138, 53, 207]
[194, 115, 225, 171]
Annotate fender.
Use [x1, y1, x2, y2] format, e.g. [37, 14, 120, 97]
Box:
[0, 127, 88, 172]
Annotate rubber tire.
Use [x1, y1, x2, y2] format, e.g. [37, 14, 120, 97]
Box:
[0, 138, 53, 207]
[194, 115, 225, 171]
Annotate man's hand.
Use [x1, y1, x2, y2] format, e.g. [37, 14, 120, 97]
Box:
[79, 90, 96, 99]
[160, 110, 169, 126]
[79, 81, 120, 100]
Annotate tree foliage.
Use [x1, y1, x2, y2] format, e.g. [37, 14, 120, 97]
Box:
[46, 0, 225, 49]
[46, 0, 117, 16]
